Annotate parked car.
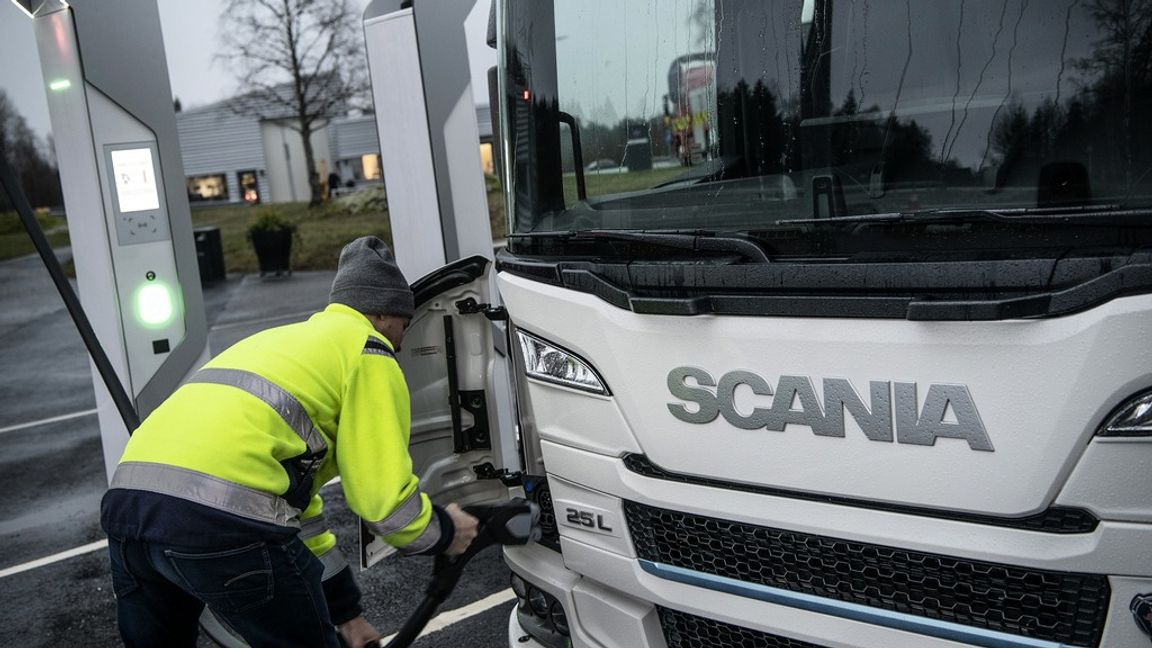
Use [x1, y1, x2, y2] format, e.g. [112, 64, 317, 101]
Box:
[585, 158, 619, 172]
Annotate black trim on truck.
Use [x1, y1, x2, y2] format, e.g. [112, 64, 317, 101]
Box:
[627, 502, 1109, 648]
[658, 607, 828, 648]
[623, 454, 1099, 534]
[495, 249, 1152, 321]
[411, 255, 489, 308]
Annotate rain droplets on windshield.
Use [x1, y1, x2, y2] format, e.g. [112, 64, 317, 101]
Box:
[505, 0, 1152, 233]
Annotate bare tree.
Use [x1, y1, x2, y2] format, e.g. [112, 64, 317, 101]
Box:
[0, 89, 62, 211]
[218, 0, 365, 206]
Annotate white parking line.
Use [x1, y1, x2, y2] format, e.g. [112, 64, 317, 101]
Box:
[0, 408, 98, 435]
[1, 470, 508, 643]
[0, 539, 108, 579]
[2, 539, 517, 641]
[378, 588, 516, 644]
[0, 477, 344, 581]
[2, 537, 515, 645]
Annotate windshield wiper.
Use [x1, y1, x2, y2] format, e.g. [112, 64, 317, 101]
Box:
[777, 204, 1144, 226]
[509, 229, 772, 263]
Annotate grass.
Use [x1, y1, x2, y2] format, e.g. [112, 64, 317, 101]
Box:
[193, 182, 507, 273]
[0, 211, 71, 263]
[191, 201, 391, 274]
[487, 176, 507, 239]
[562, 166, 686, 205]
[1, 181, 508, 272]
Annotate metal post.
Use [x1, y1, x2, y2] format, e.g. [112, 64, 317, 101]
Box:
[19, 0, 209, 481]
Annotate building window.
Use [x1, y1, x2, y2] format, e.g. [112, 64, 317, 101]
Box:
[479, 142, 495, 176]
[361, 154, 382, 181]
[186, 174, 229, 202]
[238, 170, 261, 204]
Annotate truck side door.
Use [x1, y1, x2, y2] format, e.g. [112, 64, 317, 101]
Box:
[361, 255, 515, 567]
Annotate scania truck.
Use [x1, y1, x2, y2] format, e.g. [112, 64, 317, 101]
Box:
[367, 0, 1152, 646]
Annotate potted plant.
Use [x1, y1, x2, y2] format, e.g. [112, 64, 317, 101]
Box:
[247, 209, 296, 277]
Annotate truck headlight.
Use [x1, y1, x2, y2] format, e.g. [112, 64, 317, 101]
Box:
[515, 330, 609, 395]
[1100, 389, 1152, 437]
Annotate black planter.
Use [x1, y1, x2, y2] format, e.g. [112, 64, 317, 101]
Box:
[250, 228, 293, 276]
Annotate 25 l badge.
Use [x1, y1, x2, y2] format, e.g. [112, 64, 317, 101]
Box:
[554, 502, 620, 537]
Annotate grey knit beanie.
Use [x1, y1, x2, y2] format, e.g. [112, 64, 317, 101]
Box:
[329, 236, 414, 318]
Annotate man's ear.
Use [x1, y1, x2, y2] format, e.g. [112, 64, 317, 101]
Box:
[366, 313, 387, 334]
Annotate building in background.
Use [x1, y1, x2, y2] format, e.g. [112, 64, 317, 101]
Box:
[177, 93, 333, 206]
[327, 115, 381, 190]
[475, 103, 494, 176]
[176, 103, 268, 205]
[177, 97, 494, 206]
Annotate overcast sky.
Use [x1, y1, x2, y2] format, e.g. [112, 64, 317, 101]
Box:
[0, 0, 494, 140]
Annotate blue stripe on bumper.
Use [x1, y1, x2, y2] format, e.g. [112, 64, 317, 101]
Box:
[638, 560, 1077, 648]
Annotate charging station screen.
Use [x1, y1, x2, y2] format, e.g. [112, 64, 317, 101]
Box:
[110, 148, 160, 213]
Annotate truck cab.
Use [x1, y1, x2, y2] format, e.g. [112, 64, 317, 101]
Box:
[373, 1, 1152, 646]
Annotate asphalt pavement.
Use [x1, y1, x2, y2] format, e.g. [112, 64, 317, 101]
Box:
[0, 251, 513, 647]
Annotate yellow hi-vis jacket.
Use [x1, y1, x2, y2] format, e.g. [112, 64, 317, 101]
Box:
[110, 303, 441, 571]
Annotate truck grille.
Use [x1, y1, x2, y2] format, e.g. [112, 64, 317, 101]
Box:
[626, 502, 1109, 647]
[659, 606, 829, 648]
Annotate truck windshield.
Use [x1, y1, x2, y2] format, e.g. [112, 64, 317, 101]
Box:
[500, 0, 1152, 249]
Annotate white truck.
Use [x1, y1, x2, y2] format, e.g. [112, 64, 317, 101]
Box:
[366, 0, 1152, 647]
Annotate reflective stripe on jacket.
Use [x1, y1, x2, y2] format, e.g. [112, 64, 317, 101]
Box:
[110, 303, 439, 556]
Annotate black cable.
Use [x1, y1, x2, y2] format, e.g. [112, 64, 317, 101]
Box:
[0, 153, 141, 433]
[379, 501, 540, 648]
[382, 597, 442, 648]
[381, 550, 475, 647]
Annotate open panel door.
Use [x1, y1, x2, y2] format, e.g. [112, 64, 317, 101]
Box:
[361, 256, 514, 568]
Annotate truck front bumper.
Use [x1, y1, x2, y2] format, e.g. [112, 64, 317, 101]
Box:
[507, 605, 548, 648]
[502, 441, 1152, 648]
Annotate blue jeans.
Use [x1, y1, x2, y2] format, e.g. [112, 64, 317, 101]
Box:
[107, 535, 341, 648]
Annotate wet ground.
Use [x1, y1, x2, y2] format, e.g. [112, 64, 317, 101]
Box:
[0, 251, 512, 647]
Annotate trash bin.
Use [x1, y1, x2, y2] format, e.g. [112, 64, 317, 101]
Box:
[625, 123, 652, 172]
[194, 226, 226, 284]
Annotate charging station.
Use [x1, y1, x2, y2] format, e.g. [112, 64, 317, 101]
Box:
[359, 0, 522, 571]
[13, 0, 208, 481]
[363, 0, 495, 281]
[363, 0, 518, 463]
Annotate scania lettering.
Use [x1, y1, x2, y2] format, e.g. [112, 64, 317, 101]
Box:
[667, 368, 993, 450]
[365, 1, 1152, 647]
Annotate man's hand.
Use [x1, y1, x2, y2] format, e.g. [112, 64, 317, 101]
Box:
[444, 503, 480, 556]
[337, 614, 382, 648]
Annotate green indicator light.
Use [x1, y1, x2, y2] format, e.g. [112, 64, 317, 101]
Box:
[48, 79, 72, 92]
[136, 283, 174, 326]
